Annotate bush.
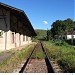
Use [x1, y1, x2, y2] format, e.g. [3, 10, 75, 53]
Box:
[66, 39, 75, 45]
[0, 44, 35, 72]
[58, 55, 75, 72]
[43, 41, 75, 72]
[54, 41, 68, 46]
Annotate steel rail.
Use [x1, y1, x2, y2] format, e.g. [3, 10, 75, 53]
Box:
[19, 41, 55, 73]
[19, 43, 37, 73]
[40, 41, 55, 73]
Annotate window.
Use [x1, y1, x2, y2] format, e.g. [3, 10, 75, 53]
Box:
[23, 35, 25, 41]
[0, 30, 3, 37]
[12, 33, 14, 43]
[0, 32, 1, 36]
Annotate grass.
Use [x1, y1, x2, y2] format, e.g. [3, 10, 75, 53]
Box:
[31, 43, 46, 59]
[43, 40, 75, 72]
[35, 29, 47, 40]
[66, 39, 75, 45]
[0, 43, 36, 73]
[0, 49, 12, 55]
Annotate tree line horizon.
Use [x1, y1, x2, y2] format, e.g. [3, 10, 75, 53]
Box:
[47, 18, 75, 40]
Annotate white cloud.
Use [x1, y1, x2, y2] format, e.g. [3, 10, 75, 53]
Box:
[43, 21, 48, 24]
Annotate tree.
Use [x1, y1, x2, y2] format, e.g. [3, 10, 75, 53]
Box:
[50, 18, 75, 40]
[51, 20, 64, 40]
[64, 18, 74, 32]
[47, 30, 50, 41]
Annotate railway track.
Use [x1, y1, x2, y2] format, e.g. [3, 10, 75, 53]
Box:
[19, 41, 61, 73]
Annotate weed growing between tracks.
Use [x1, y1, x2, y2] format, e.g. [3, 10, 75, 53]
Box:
[43, 41, 75, 72]
[31, 42, 46, 59]
[31, 47, 46, 59]
[0, 43, 35, 73]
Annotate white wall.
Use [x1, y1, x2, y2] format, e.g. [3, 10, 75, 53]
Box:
[0, 9, 10, 50]
[67, 35, 75, 39]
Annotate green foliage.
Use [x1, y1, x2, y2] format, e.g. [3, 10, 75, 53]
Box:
[32, 51, 46, 59]
[46, 30, 52, 41]
[54, 41, 69, 46]
[43, 41, 75, 72]
[51, 18, 75, 39]
[66, 39, 75, 45]
[0, 44, 35, 72]
[31, 44, 46, 59]
[35, 29, 47, 40]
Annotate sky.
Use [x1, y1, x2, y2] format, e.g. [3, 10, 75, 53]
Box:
[0, 0, 74, 30]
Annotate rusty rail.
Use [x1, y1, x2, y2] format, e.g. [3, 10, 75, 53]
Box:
[19, 41, 55, 73]
[19, 44, 37, 73]
[40, 41, 55, 73]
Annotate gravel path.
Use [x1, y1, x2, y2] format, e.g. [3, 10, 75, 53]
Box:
[24, 59, 48, 73]
[0, 43, 32, 63]
[0, 51, 14, 63]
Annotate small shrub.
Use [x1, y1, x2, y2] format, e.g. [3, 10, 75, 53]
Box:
[43, 41, 75, 72]
[0, 44, 35, 72]
[31, 47, 46, 59]
[66, 39, 75, 45]
[55, 41, 68, 46]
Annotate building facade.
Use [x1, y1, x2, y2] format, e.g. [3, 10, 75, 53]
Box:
[0, 2, 36, 51]
[66, 35, 75, 39]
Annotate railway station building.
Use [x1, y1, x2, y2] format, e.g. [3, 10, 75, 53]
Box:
[0, 2, 36, 51]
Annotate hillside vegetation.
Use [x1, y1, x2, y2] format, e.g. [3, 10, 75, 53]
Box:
[35, 29, 47, 40]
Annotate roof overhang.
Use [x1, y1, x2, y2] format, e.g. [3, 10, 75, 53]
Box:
[0, 2, 36, 36]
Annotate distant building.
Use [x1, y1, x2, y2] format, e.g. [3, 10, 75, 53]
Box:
[0, 2, 36, 51]
[66, 31, 75, 39]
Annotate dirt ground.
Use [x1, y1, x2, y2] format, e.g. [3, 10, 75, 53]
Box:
[0, 43, 32, 63]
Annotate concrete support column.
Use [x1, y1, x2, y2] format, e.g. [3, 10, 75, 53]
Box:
[21, 34, 23, 46]
[28, 37, 32, 43]
[19, 34, 21, 46]
[15, 33, 19, 47]
[4, 11, 10, 50]
[7, 30, 12, 44]
[28, 37, 29, 44]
